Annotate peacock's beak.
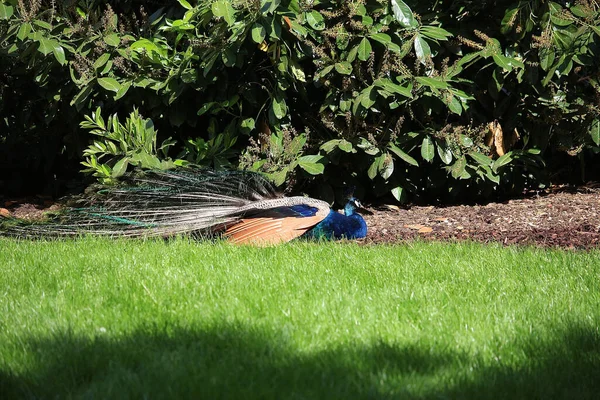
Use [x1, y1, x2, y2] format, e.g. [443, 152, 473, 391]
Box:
[354, 200, 372, 215]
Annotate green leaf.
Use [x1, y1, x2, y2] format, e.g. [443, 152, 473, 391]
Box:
[500, 7, 519, 34]
[320, 138, 352, 153]
[347, 45, 359, 63]
[104, 33, 120, 47]
[456, 52, 481, 68]
[75, 7, 87, 19]
[357, 37, 372, 61]
[222, 47, 236, 67]
[458, 135, 472, 148]
[306, 10, 325, 30]
[131, 153, 162, 169]
[17, 23, 31, 40]
[451, 156, 467, 179]
[33, 20, 52, 30]
[414, 34, 431, 63]
[539, 47, 555, 71]
[70, 84, 93, 111]
[336, 35, 351, 51]
[130, 39, 167, 58]
[315, 65, 334, 80]
[251, 23, 266, 43]
[0, 3, 13, 19]
[468, 151, 492, 166]
[436, 140, 453, 164]
[114, 81, 132, 100]
[196, 102, 215, 117]
[288, 18, 308, 37]
[391, 186, 407, 203]
[368, 155, 382, 180]
[374, 78, 412, 98]
[556, 58, 573, 77]
[548, 2, 563, 13]
[550, 14, 573, 27]
[391, 0, 417, 28]
[52, 45, 66, 65]
[421, 136, 435, 162]
[288, 135, 307, 156]
[320, 139, 341, 153]
[94, 53, 111, 70]
[260, 0, 281, 15]
[268, 169, 286, 186]
[380, 153, 394, 180]
[590, 119, 600, 146]
[97, 77, 122, 93]
[240, 118, 256, 133]
[553, 30, 573, 51]
[492, 152, 513, 173]
[112, 158, 129, 178]
[416, 76, 448, 89]
[446, 95, 462, 115]
[334, 62, 352, 75]
[570, 5, 587, 18]
[37, 37, 55, 56]
[212, 0, 236, 26]
[270, 133, 283, 153]
[358, 86, 376, 109]
[419, 26, 453, 40]
[177, 0, 193, 9]
[298, 155, 325, 175]
[357, 138, 379, 156]
[389, 143, 419, 166]
[354, 4, 367, 16]
[338, 139, 353, 152]
[369, 33, 391, 46]
[482, 165, 500, 184]
[36, 37, 66, 64]
[98, 59, 112, 75]
[272, 94, 287, 119]
[493, 54, 523, 72]
[492, 54, 512, 72]
[290, 61, 306, 82]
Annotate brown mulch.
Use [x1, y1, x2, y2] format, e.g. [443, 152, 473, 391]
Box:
[363, 187, 600, 250]
[1, 198, 62, 221]
[2, 186, 600, 249]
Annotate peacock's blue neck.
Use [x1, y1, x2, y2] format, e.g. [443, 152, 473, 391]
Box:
[305, 201, 367, 240]
[344, 201, 358, 217]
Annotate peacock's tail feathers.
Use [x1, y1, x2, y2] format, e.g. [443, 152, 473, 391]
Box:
[0, 169, 331, 241]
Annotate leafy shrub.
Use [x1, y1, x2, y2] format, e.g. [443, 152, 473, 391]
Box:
[0, 0, 599, 202]
[80, 107, 179, 184]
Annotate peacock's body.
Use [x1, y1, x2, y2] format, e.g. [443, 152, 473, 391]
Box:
[1, 169, 367, 245]
[305, 201, 367, 240]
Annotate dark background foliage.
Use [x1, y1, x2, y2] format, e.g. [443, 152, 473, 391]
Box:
[0, 0, 599, 203]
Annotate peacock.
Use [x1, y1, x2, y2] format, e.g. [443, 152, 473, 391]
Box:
[1, 169, 367, 245]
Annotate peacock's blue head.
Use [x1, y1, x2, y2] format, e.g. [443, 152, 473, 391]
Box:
[344, 197, 363, 216]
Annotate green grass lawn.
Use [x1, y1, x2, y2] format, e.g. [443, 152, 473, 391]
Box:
[1, 238, 599, 399]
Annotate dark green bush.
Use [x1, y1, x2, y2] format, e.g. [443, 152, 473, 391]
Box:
[1, 0, 599, 203]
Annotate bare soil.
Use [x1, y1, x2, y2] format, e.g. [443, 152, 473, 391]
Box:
[3, 186, 600, 249]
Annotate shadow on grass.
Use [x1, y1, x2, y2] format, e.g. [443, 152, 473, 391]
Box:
[1, 322, 599, 399]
